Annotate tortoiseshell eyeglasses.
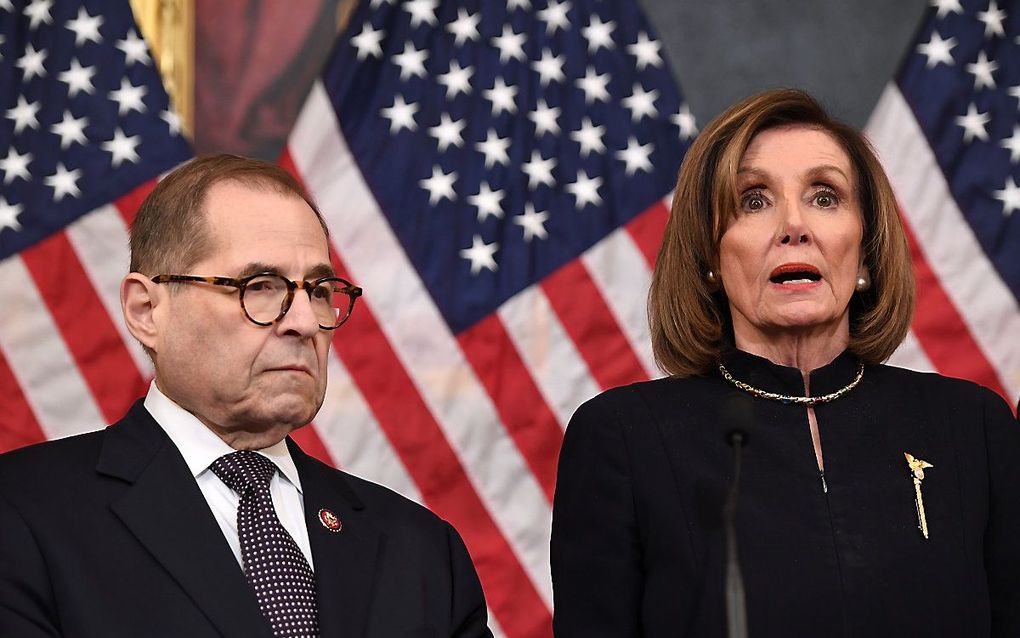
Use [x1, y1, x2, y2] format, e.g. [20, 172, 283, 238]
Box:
[151, 273, 363, 330]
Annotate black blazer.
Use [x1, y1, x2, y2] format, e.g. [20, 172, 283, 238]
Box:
[551, 350, 1020, 638]
[0, 401, 492, 638]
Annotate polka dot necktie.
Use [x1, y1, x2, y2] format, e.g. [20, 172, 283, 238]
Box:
[210, 450, 320, 638]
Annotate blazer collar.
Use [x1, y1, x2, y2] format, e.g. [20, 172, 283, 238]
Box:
[97, 401, 273, 638]
[289, 438, 383, 638]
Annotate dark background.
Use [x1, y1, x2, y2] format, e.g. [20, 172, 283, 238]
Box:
[193, 0, 931, 158]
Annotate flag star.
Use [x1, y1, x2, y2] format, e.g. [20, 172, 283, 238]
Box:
[522, 150, 556, 190]
[582, 15, 615, 53]
[672, 103, 698, 140]
[485, 77, 518, 115]
[531, 48, 565, 87]
[575, 66, 610, 104]
[467, 182, 505, 221]
[117, 30, 152, 65]
[1001, 125, 1020, 163]
[627, 31, 662, 71]
[570, 117, 606, 157]
[492, 24, 527, 63]
[917, 31, 956, 68]
[102, 127, 141, 167]
[0, 148, 32, 185]
[109, 78, 148, 115]
[622, 83, 659, 122]
[438, 60, 473, 99]
[23, 0, 53, 30]
[393, 42, 429, 80]
[0, 34, 4, 60]
[992, 176, 1020, 216]
[955, 103, 990, 143]
[16, 43, 47, 81]
[419, 165, 457, 204]
[966, 50, 997, 90]
[460, 234, 498, 275]
[0, 197, 23, 232]
[514, 203, 549, 242]
[565, 170, 603, 209]
[50, 111, 89, 150]
[404, 0, 438, 28]
[977, 0, 1006, 38]
[447, 8, 480, 46]
[370, 0, 396, 6]
[0, 0, 12, 8]
[931, 0, 963, 18]
[538, 0, 571, 35]
[475, 128, 511, 168]
[616, 136, 654, 175]
[44, 162, 82, 201]
[380, 94, 419, 133]
[66, 6, 104, 46]
[506, 0, 530, 10]
[161, 108, 182, 135]
[6, 96, 41, 134]
[351, 22, 385, 60]
[1010, 84, 1020, 108]
[529, 99, 561, 137]
[428, 113, 465, 151]
[59, 59, 97, 96]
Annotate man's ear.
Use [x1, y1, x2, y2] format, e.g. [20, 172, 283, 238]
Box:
[121, 273, 162, 351]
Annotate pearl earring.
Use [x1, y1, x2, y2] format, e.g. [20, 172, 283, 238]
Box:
[706, 270, 717, 285]
[855, 274, 870, 292]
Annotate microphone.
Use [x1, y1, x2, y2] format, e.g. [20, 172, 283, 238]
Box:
[721, 393, 753, 638]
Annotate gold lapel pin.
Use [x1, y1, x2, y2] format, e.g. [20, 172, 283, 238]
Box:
[904, 453, 934, 540]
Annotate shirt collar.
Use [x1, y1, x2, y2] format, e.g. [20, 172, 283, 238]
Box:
[143, 382, 304, 494]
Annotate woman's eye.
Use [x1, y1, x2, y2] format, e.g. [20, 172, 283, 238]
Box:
[741, 191, 768, 211]
[813, 190, 839, 208]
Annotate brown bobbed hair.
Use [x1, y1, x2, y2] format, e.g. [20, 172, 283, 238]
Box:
[129, 154, 328, 275]
[648, 88, 915, 377]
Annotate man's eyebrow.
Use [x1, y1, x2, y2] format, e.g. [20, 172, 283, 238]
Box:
[234, 262, 336, 280]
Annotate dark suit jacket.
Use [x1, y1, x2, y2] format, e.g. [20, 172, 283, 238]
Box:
[551, 349, 1020, 638]
[0, 401, 492, 638]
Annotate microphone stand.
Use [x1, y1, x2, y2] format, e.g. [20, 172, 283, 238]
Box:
[723, 429, 749, 638]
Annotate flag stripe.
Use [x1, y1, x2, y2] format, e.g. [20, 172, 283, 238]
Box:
[866, 85, 1020, 399]
[903, 221, 1008, 398]
[0, 257, 105, 440]
[887, 329, 937, 374]
[0, 347, 47, 450]
[65, 204, 153, 376]
[458, 313, 562, 502]
[583, 219, 660, 379]
[112, 179, 159, 227]
[625, 198, 671, 270]
[314, 353, 423, 504]
[542, 259, 647, 391]
[323, 250, 553, 638]
[287, 85, 555, 608]
[498, 286, 601, 429]
[19, 233, 147, 424]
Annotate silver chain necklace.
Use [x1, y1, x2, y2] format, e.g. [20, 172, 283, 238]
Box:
[717, 361, 865, 406]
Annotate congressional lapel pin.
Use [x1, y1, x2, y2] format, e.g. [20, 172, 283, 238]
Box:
[318, 508, 342, 533]
[904, 452, 934, 540]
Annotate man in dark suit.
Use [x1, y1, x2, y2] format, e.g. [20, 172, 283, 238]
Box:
[0, 155, 492, 638]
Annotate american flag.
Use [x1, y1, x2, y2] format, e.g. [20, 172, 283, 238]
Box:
[866, 0, 1020, 404]
[0, 0, 189, 449]
[280, 0, 692, 635]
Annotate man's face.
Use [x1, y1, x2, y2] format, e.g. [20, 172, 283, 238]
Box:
[152, 180, 333, 448]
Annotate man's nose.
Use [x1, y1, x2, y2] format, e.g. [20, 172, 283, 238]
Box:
[276, 288, 321, 337]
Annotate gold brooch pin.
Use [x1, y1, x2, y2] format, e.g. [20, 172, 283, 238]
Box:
[904, 452, 933, 540]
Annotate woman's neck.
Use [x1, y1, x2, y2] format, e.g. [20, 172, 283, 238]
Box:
[732, 322, 849, 378]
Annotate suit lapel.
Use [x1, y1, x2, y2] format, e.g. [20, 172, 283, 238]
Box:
[290, 440, 383, 638]
[99, 402, 273, 638]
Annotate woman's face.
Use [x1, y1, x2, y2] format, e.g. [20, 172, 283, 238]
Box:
[717, 125, 866, 348]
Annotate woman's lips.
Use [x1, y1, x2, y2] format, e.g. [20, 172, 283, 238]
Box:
[769, 262, 822, 285]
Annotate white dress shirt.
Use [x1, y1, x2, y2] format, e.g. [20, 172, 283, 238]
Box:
[144, 382, 315, 570]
